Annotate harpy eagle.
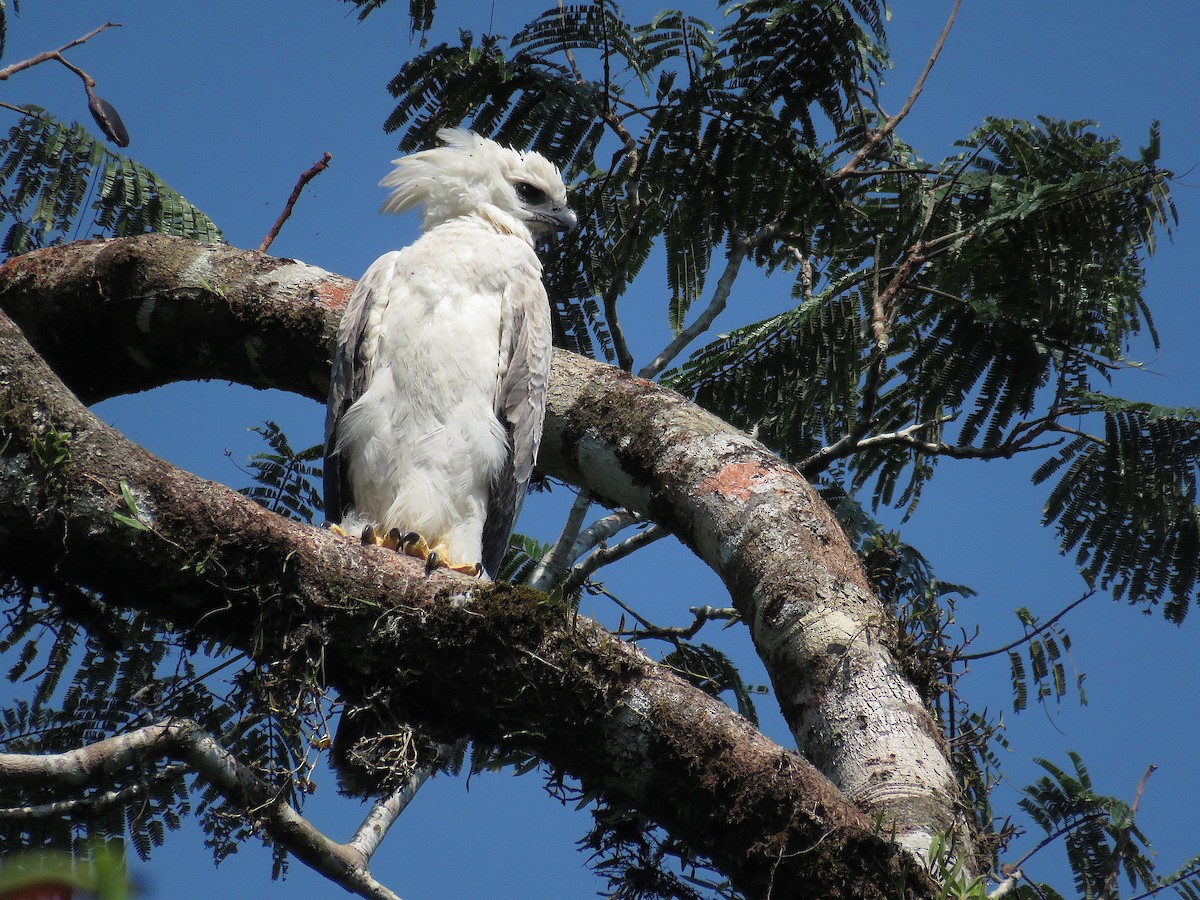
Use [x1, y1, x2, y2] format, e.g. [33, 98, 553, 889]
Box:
[323, 129, 576, 578]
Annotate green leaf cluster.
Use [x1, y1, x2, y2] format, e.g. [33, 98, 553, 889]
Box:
[235, 421, 324, 524]
[381, 2, 887, 360]
[382, 2, 1196, 619]
[1017, 752, 1155, 900]
[1035, 395, 1200, 622]
[0, 110, 222, 255]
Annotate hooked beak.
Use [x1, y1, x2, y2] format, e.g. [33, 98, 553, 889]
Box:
[548, 205, 578, 232]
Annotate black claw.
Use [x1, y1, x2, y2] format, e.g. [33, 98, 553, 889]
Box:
[360, 525, 376, 546]
[399, 531, 421, 547]
[424, 551, 440, 576]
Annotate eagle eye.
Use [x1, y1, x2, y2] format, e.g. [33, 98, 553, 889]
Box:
[514, 181, 548, 205]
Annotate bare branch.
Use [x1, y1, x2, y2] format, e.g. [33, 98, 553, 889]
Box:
[989, 870, 1024, 899]
[346, 742, 454, 863]
[0, 720, 402, 900]
[527, 490, 593, 591]
[568, 509, 644, 561]
[259, 152, 333, 254]
[639, 243, 748, 379]
[833, 0, 962, 179]
[952, 591, 1095, 663]
[555, 0, 585, 84]
[0, 23, 122, 82]
[619, 605, 741, 643]
[562, 523, 667, 596]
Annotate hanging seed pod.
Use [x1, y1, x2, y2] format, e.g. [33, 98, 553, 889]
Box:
[86, 85, 130, 147]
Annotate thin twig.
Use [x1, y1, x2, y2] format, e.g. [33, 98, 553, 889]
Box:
[1005, 813, 1112, 880]
[556, 0, 585, 84]
[833, 0, 962, 179]
[259, 152, 333, 254]
[1101, 764, 1157, 900]
[618, 605, 740, 642]
[951, 591, 1095, 662]
[0, 22, 121, 82]
[562, 523, 668, 596]
[0, 101, 43, 116]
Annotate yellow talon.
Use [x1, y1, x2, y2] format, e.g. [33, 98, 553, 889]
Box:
[395, 532, 482, 576]
[337, 525, 481, 576]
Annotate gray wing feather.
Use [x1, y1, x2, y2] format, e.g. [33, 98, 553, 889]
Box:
[323, 277, 376, 525]
[482, 271, 553, 578]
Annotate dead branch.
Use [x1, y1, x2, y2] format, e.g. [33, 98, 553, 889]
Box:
[0, 720, 401, 900]
[259, 152, 333, 253]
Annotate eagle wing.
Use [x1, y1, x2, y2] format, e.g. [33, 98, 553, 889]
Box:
[323, 260, 389, 526]
[481, 261, 553, 578]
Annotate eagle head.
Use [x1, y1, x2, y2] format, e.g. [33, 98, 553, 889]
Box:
[380, 128, 576, 241]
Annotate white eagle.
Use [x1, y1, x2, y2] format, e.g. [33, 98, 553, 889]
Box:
[323, 129, 576, 578]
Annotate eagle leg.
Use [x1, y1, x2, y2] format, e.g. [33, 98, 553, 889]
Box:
[395, 531, 482, 577]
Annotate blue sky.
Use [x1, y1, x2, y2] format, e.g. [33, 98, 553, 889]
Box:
[2, 2, 1199, 897]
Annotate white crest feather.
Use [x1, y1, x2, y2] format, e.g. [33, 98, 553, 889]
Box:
[379, 128, 570, 241]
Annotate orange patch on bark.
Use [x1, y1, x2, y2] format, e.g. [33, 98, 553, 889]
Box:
[700, 461, 768, 503]
[316, 279, 354, 311]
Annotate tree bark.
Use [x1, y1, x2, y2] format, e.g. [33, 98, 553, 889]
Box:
[0, 234, 963, 885]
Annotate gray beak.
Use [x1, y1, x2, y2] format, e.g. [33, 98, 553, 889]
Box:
[550, 206, 578, 232]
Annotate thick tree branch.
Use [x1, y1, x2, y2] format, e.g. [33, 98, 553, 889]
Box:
[0, 263, 934, 896]
[0, 720, 401, 900]
[0, 234, 966, 877]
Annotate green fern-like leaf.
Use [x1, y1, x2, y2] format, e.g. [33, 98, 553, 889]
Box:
[236, 421, 324, 524]
[0, 110, 221, 256]
[1034, 395, 1200, 621]
[661, 642, 761, 726]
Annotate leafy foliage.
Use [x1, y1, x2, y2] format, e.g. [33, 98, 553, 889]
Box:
[0, 0, 13, 60]
[0, 110, 222, 255]
[581, 798, 739, 900]
[339, 0, 436, 35]
[235, 421, 324, 524]
[1017, 753, 1156, 900]
[1034, 394, 1200, 622]
[1006, 606, 1086, 713]
[381, 0, 1195, 625]
[494, 531, 552, 585]
[381, 2, 888, 362]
